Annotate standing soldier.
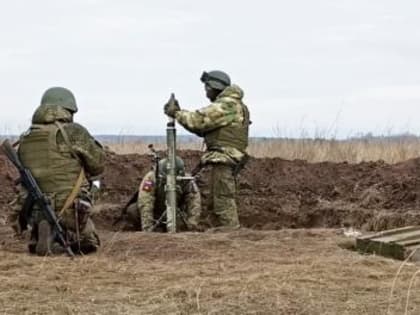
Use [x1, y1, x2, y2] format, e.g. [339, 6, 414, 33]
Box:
[9, 87, 105, 255]
[125, 157, 201, 232]
[163, 70, 250, 228]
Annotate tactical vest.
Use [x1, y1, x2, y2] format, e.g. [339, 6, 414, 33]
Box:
[18, 123, 82, 198]
[204, 103, 250, 152]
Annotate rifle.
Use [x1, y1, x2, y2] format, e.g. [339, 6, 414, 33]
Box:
[1, 140, 75, 258]
[113, 144, 160, 227]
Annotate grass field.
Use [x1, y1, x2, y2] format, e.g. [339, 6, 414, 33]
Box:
[106, 136, 420, 164]
[3, 135, 420, 314]
[2, 229, 420, 315]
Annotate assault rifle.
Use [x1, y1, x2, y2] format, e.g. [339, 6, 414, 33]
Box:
[112, 144, 160, 227]
[1, 140, 75, 257]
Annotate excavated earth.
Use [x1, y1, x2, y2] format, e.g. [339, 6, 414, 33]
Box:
[97, 151, 420, 231]
[2, 150, 420, 231]
[2, 150, 420, 314]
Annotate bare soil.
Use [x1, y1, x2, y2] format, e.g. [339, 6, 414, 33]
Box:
[2, 151, 420, 314]
[98, 151, 420, 232]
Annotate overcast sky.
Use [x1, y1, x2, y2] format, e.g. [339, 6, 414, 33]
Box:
[1, 0, 419, 138]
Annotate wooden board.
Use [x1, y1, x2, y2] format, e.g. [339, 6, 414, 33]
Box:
[356, 226, 420, 261]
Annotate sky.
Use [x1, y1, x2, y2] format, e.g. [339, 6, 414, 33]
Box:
[0, 0, 419, 138]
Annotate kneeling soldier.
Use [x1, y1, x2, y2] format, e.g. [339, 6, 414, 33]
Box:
[126, 157, 201, 232]
[10, 87, 105, 255]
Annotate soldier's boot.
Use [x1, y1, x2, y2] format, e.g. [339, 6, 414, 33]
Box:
[50, 242, 67, 255]
[35, 220, 53, 256]
[76, 233, 100, 254]
[183, 215, 201, 232]
[126, 203, 142, 230]
[75, 218, 100, 255]
[31, 237, 66, 255]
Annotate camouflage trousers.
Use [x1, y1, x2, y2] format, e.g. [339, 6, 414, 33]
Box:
[199, 164, 240, 227]
[59, 204, 100, 253]
[9, 196, 100, 254]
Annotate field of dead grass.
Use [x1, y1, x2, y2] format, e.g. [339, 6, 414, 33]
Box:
[106, 137, 420, 164]
[2, 228, 420, 315]
[3, 136, 420, 314]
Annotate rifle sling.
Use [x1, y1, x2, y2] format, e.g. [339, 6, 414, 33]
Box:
[59, 169, 85, 216]
[54, 122, 86, 216]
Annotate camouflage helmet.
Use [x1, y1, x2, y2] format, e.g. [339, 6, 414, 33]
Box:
[40, 87, 78, 113]
[200, 70, 231, 90]
[158, 156, 185, 177]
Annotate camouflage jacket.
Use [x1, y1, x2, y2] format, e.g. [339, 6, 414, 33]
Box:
[18, 104, 105, 211]
[175, 85, 249, 166]
[31, 104, 105, 177]
[137, 170, 201, 231]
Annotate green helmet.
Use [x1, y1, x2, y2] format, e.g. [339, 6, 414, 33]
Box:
[200, 70, 231, 90]
[158, 157, 185, 177]
[40, 87, 78, 113]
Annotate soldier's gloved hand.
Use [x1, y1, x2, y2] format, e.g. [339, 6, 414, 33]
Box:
[164, 93, 181, 118]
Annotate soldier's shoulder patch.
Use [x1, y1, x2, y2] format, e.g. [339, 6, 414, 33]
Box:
[142, 180, 154, 192]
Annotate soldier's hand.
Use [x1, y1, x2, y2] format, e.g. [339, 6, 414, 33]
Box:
[164, 93, 181, 118]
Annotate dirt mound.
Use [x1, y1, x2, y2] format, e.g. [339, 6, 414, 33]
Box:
[100, 151, 152, 202]
[0, 154, 17, 221]
[98, 151, 420, 231]
[3, 150, 420, 231]
[237, 157, 420, 230]
[101, 150, 204, 203]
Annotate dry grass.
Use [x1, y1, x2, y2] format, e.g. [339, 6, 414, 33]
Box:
[2, 228, 420, 314]
[106, 137, 420, 164]
[4, 134, 420, 314]
[106, 141, 203, 156]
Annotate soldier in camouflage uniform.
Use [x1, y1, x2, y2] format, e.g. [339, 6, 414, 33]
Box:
[10, 87, 105, 255]
[126, 157, 201, 232]
[164, 70, 250, 228]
